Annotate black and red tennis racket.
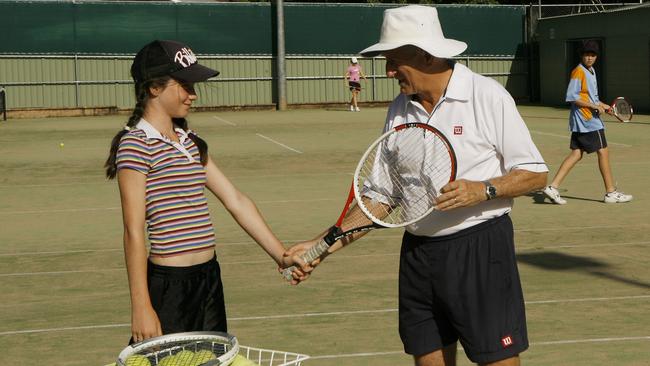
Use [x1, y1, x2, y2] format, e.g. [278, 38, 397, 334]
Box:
[282, 122, 457, 281]
[607, 97, 633, 122]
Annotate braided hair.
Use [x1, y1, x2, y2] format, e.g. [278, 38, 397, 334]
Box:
[104, 76, 208, 179]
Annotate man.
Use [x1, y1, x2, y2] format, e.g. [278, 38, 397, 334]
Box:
[285, 5, 547, 366]
[542, 40, 632, 205]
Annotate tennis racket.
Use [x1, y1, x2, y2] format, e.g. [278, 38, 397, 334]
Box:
[117, 331, 239, 366]
[282, 122, 457, 281]
[607, 97, 633, 122]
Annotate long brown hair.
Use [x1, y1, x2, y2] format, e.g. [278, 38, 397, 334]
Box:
[104, 77, 208, 179]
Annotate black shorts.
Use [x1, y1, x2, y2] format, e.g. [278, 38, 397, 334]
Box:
[348, 81, 361, 91]
[399, 215, 528, 364]
[148, 256, 227, 334]
[570, 129, 607, 153]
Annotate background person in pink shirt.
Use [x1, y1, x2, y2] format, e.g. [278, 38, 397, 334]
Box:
[344, 57, 367, 111]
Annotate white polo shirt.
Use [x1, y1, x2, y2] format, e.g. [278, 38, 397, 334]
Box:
[383, 62, 548, 237]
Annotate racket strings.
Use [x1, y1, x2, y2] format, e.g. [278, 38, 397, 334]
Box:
[127, 339, 233, 366]
[613, 100, 632, 120]
[357, 126, 453, 226]
[339, 201, 376, 233]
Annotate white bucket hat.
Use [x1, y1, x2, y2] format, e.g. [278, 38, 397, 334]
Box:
[359, 5, 467, 58]
[350, 56, 358, 64]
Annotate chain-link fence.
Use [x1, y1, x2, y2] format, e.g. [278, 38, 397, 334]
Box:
[536, 1, 645, 19]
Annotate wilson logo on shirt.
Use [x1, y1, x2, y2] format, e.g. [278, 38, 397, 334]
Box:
[453, 125, 463, 135]
[501, 335, 514, 348]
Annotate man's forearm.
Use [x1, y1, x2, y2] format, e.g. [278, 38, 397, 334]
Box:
[488, 169, 548, 199]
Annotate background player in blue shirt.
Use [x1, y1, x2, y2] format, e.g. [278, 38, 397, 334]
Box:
[543, 40, 632, 204]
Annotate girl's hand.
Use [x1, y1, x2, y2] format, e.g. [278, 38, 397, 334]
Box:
[131, 305, 162, 343]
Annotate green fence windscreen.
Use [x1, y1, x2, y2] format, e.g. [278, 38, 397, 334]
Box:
[0, 1, 525, 56]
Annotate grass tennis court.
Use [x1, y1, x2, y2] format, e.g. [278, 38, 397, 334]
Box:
[0, 105, 649, 365]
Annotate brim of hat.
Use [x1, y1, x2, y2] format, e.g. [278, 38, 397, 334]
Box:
[359, 39, 467, 59]
[171, 63, 220, 83]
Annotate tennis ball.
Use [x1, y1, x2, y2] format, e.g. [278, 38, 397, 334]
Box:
[174, 350, 195, 364]
[191, 350, 216, 365]
[125, 355, 151, 366]
[157, 355, 178, 366]
[59, 142, 65, 148]
[230, 354, 261, 366]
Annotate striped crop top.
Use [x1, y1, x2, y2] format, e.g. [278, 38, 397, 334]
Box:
[116, 119, 216, 257]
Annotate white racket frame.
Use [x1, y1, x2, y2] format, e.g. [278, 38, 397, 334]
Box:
[116, 331, 239, 366]
[610, 96, 633, 122]
[353, 122, 455, 228]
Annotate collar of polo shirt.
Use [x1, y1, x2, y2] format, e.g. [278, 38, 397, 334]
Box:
[135, 119, 195, 162]
[441, 62, 472, 102]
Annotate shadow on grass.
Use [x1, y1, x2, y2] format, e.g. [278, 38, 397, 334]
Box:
[527, 191, 603, 204]
[517, 251, 650, 290]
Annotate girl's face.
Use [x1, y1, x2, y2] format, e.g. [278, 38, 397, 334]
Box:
[156, 79, 197, 118]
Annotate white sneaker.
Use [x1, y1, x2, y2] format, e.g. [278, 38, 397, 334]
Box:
[604, 190, 633, 203]
[355, 107, 361, 112]
[543, 186, 567, 205]
[349, 105, 354, 112]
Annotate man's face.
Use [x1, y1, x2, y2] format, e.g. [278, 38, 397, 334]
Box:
[581, 52, 597, 68]
[383, 46, 428, 96]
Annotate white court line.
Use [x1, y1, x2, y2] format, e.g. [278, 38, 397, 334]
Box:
[0, 323, 130, 336]
[310, 336, 650, 359]
[0, 248, 122, 257]
[0, 172, 351, 189]
[0, 269, 122, 277]
[0, 181, 106, 188]
[530, 130, 632, 147]
[0, 207, 121, 215]
[310, 351, 403, 360]
[257, 198, 334, 204]
[0, 198, 333, 215]
[5, 239, 650, 274]
[3, 239, 650, 259]
[532, 336, 650, 345]
[212, 115, 237, 126]
[255, 133, 303, 154]
[1, 295, 648, 336]
[516, 223, 649, 232]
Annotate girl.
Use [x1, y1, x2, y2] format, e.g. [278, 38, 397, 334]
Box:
[344, 57, 367, 112]
[105, 40, 296, 343]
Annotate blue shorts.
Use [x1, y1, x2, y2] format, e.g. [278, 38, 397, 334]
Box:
[398, 215, 528, 363]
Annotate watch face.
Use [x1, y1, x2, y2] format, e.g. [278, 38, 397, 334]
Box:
[488, 186, 497, 197]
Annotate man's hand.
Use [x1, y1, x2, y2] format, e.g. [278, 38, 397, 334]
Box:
[279, 239, 326, 285]
[435, 179, 487, 211]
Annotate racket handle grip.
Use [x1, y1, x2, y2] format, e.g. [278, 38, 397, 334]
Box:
[282, 238, 330, 281]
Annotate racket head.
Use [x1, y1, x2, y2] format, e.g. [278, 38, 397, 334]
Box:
[610, 97, 633, 122]
[117, 331, 239, 366]
[353, 122, 457, 228]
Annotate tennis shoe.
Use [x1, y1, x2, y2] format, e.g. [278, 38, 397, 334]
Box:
[604, 190, 633, 203]
[355, 107, 361, 112]
[542, 186, 567, 205]
[350, 105, 354, 112]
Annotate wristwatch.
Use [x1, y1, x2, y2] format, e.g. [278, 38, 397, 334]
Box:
[482, 181, 497, 200]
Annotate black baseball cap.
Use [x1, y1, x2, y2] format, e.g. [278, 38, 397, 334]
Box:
[131, 40, 219, 83]
[580, 40, 599, 55]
